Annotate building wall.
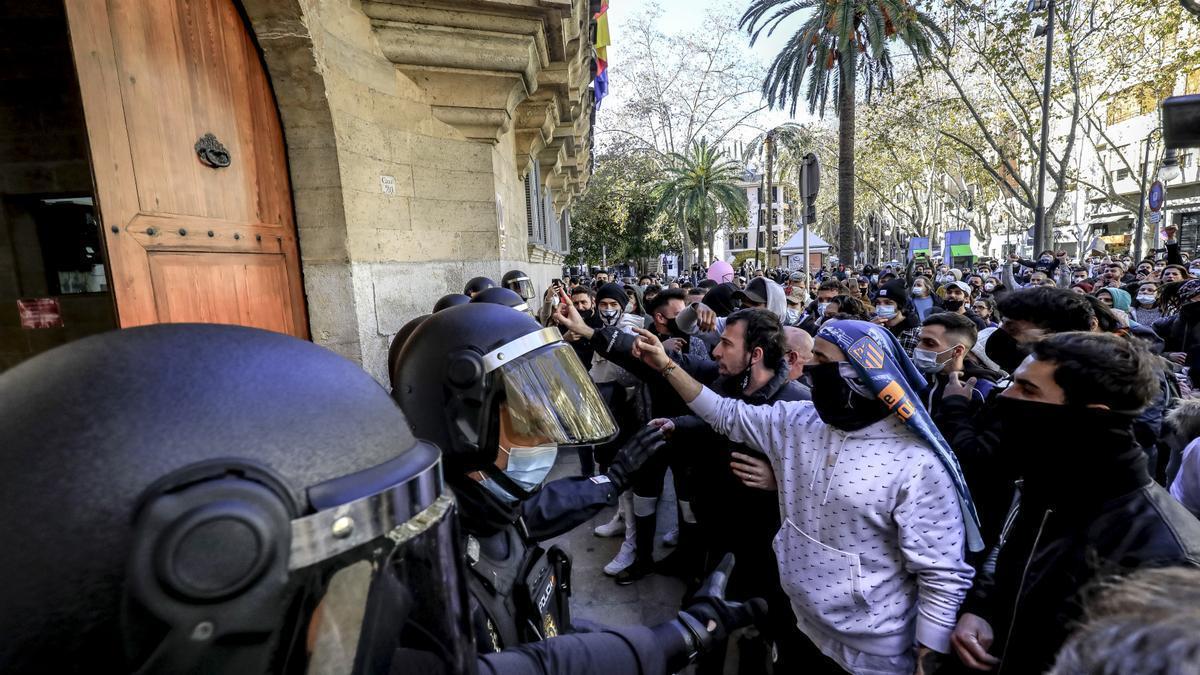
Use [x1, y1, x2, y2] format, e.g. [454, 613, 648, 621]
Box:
[242, 0, 593, 382]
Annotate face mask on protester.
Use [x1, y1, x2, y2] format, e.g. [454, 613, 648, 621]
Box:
[808, 362, 890, 431]
[817, 302, 831, 318]
[578, 309, 595, 322]
[599, 308, 620, 325]
[995, 397, 1139, 494]
[625, 301, 636, 313]
[1040, 256, 1053, 264]
[985, 327, 1029, 373]
[666, 317, 690, 339]
[876, 304, 897, 320]
[912, 286, 927, 298]
[912, 346, 956, 374]
[943, 299, 964, 312]
[1136, 293, 1156, 305]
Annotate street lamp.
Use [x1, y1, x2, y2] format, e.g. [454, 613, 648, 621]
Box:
[1029, 0, 1056, 255]
[1133, 129, 1179, 260]
[1160, 149, 1182, 183]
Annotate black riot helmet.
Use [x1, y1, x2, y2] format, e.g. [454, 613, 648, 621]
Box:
[392, 303, 617, 483]
[389, 313, 430, 389]
[433, 293, 471, 313]
[0, 324, 473, 674]
[501, 269, 535, 300]
[463, 276, 496, 297]
[470, 286, 530, 313]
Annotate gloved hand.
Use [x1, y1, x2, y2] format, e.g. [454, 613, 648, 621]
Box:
[604, 425, 666, 493]
[651, 554, 767, 672]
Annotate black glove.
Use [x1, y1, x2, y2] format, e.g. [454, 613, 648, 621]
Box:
[604, 425, 666, 493]
[651, 554, 767, 672]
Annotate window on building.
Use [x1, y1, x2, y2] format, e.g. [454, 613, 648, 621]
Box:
[1107, 82, 1170, 125]
[1186, 68, 1200, 96]
[729, 232, 748, 249]
[1115, 168, 1131, 181]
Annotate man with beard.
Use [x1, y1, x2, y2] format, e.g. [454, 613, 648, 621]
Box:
[949, 332, 1200, 674]
[652, 308, 808, 674]
[566, 286, 599, 368]
[632, 319, 979, 675]
[942, 280, 988, 331]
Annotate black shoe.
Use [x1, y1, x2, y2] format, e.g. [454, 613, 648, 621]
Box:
[614, 557, 656, 585]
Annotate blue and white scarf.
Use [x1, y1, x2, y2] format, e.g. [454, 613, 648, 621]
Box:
[817, 319, 984, 552]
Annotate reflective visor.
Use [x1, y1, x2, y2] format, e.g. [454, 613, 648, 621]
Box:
[484, 329, 617, 445]
[508, 277, 535, 300]
[301, 494, 474, 675]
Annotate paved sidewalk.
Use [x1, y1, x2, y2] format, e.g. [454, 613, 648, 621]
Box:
[541, 449, 686, 628]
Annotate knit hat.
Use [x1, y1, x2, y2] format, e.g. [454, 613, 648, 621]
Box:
[875, 279, 909, 306]
[596, 282, 628, 308]
[1072, 281, 1095, 294]
[1179, 279, 1200, 303]
[1099, 287, 1132, 313]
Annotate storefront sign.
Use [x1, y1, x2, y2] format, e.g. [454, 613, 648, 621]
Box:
[17, 298, 63, 329]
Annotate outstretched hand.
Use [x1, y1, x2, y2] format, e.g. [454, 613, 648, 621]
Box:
[550, 290, 592, 338]
[943, 371, 977, 400]
[632, 328, 672, 371]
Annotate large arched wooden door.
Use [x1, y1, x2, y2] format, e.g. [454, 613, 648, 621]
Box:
[64, 0, 308, 338]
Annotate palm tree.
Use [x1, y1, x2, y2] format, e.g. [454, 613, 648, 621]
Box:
[744, 123, 819, 267]
[653, 139, 749, 271]
[741, 0, 944, 266]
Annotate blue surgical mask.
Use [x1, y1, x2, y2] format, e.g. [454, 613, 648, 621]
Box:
[478, 474, 520, 504]
[817, 302, 831, 317]
[876, 304, 897, 319]
[499, 444, 557, 492]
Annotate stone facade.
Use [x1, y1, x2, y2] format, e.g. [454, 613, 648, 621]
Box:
[241, 0, 595, 382]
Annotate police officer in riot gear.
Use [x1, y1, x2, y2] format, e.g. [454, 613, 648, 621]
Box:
[2, 322, 762, 674]
[472, 286, 531, 314]
[502, 269, 536, 301]
[393, 303, 661, 643]
[466, 276, 497, 297]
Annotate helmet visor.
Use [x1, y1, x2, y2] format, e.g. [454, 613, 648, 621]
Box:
[301, 493, 474, 675]
[486, 329, 617, 445]
[507, 277, 535, 300]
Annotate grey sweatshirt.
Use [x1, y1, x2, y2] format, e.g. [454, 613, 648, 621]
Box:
[688, 388, 974, 664]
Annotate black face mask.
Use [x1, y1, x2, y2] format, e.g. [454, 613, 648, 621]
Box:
[1181, 302, 1200, 324]
[995, 396, 1141, 502]
[985, 327, 1029, 373]
[943, 299, 964, 312]
[578, 309, 595, 322]
[808, 362, 890, 431]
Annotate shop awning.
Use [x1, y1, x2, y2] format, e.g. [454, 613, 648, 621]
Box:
[949, 244, 974, 257]
[1088, 214, 1133, 226]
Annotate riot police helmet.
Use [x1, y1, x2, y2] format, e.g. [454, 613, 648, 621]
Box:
[463, 276, 495, 297]
[391, 303, 616, 496]
[470, 286, 530, 313]
[0, 324, 473, 674]
[433, 293, 471, 313]
[500, 269, 535, 301]
[389, 313, 430, 389]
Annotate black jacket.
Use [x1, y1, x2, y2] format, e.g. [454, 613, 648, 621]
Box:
[934, 386, 1013, 549]
[668, 361, 808, 599]
[960, 439, 1200, 675]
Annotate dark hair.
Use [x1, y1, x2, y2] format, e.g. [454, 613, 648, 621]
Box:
[996, 286, 1095, 333]
[923, 311, 979, 347]
[817, 280, 844, 293]
[686, 287, 707, 299]
[697, 279, 718, 289]
[644, 283, 662, 295]
[827, 295, 870, 320]
[1082, 294, 1120, 334]
[1030, 332, 1160, 411]
[569, 286, 593, 298]
[973, 297, 996, 315]
[646, 288, 687, 316]
[639, 275, 653, 284]
[725, 308, 785, 365]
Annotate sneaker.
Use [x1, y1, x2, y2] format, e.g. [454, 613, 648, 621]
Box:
[603, 539, 637, 576]
[614, 557, 656, 585]
[662, 526, 679, 547]
[593, 509, 624, 537]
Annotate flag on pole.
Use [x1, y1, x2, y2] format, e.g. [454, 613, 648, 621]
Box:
[594, 2, 610, 77]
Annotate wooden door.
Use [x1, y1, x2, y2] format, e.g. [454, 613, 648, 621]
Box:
[64, 0, 308, 338]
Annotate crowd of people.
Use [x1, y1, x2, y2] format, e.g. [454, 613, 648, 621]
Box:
[516, 232, 1200, 673]
[7, 240, 1200, 675]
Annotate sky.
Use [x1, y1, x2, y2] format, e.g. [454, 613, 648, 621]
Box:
[602, 0, 820, 139]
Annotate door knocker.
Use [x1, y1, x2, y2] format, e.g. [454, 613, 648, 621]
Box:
[195, 133, 231, 169]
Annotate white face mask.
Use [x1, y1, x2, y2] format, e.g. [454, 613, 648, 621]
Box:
[1137, 293, 1157, 305]
[876, 304, 897, 319]
[984, 283, 996, 292]
[625, 300, 636, 312]
[912, 286, 927, 297]
[599, 308, 620, 325]
[912, 346, 956, 374]
[1190, 269, 1200, 278]
[817, 302, 831, 318]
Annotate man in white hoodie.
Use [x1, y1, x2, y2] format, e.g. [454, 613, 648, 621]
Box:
[633, 318, 978, 674]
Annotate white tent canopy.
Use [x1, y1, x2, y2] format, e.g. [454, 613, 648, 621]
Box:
[779, 230, 832, 255]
